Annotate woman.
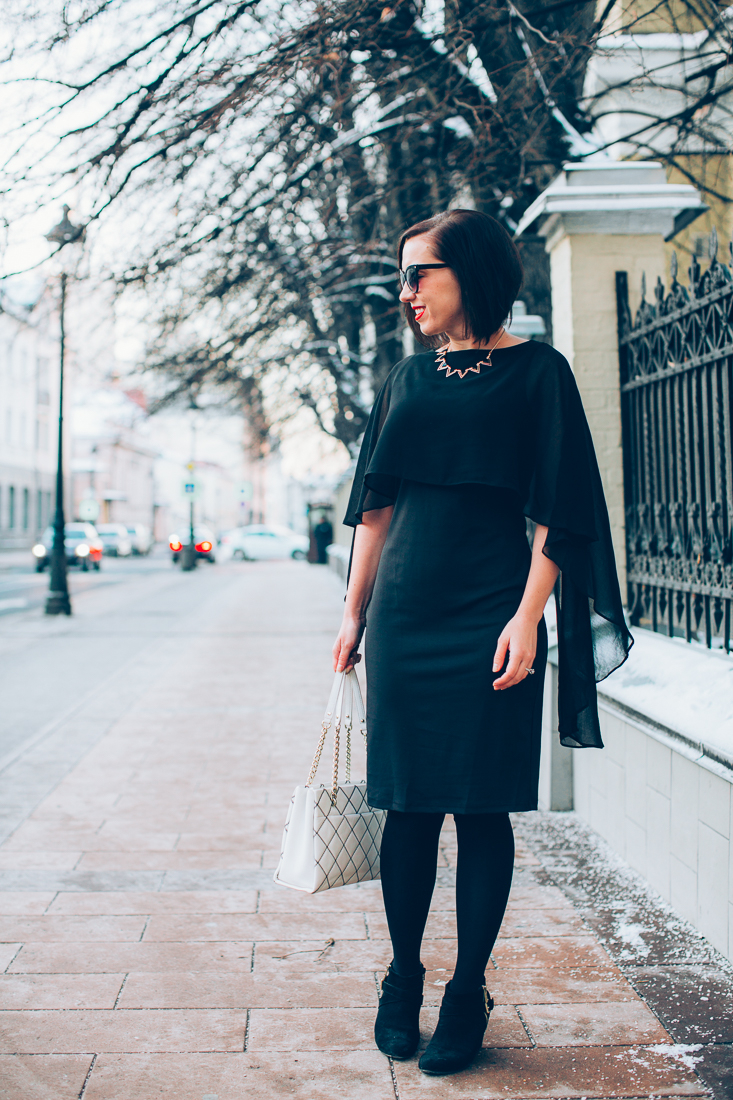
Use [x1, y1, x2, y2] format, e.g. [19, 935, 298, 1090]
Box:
[332, 209, 632, 1077]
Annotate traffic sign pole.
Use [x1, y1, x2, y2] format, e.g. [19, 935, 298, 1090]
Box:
[181, 463, 197, 571]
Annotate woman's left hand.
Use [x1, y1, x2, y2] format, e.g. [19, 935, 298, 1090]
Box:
[492, 612, 538, 690]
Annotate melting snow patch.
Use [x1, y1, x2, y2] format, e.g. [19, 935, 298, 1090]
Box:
[617, 1046, 654, 1069]
[649, 1043, 704, 1071]
[517, 811, 733, 973]
[616, 921, 650, 956]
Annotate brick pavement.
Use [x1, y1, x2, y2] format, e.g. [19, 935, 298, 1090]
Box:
[0, 560, 728, 1098]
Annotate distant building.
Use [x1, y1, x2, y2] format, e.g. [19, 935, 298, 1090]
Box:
[0, 283, 61, 549]
[71, 385, 157, 530]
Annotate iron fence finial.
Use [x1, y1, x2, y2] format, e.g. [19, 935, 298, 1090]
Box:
[709, 226, 718, 263]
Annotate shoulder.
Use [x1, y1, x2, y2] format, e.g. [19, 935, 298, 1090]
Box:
[379, 352, 433, 393]
[366, 354, 425, 420]
[522, 342, 577, 398]
[391, 351, 433, 376]
[523, 341, 572, 375]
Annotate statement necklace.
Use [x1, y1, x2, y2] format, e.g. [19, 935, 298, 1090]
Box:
[435, 328, 505, 379]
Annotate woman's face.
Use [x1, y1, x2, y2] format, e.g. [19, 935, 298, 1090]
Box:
[399, 234, 465, 339]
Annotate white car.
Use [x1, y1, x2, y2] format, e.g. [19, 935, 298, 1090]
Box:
[219, 524, 309, 561]
[96, 523, 133, 557]
[125, 523, 154, 555]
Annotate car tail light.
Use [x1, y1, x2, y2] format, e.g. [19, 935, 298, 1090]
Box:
[75, 544, 90, 557]
[197, 541, 212, 553]
[170, 539, 182, 551]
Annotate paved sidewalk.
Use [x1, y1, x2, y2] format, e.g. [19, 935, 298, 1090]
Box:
[0, 560, 730, 1099]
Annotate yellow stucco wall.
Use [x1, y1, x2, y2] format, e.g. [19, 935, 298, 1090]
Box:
[598, 0, 725, 34]
[666, 155, 733, 276]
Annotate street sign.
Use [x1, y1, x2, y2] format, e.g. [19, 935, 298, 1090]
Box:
[78, 498, 100, 521]
[181, 479, 202, 500]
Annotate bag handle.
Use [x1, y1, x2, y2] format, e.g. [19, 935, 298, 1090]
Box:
[306, 669, 366, 802]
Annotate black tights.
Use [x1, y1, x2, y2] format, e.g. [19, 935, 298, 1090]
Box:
[379, 809, 514, 994]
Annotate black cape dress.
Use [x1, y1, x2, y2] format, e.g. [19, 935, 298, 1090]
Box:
[344, 342, 633, 814]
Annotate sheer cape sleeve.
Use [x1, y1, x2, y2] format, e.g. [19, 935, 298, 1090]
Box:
[524, 353, 634, 749]
[344, 373, 400, 526]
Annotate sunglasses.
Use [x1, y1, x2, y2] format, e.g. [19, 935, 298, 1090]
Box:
[399, 263, 448, 292]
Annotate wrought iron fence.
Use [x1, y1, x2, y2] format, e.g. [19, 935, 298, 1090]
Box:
[617, 229, 733, 652]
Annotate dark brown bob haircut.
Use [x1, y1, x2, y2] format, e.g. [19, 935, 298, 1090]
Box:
[397, 209, 523, 348]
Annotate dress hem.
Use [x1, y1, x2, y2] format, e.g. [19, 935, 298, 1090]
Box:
[367, 797, 539, 815]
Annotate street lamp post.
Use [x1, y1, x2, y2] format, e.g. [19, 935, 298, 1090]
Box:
[44, 206, 85, 616]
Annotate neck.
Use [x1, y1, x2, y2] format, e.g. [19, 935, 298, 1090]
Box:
[446, 328, 504, 352]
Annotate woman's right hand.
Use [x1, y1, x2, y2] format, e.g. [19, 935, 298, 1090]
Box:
[333, 613, 366, 673]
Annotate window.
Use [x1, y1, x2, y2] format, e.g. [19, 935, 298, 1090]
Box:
[692, 235, 707, 258]
[22, 488, 29, 530]
[37, 489, 42, 531]
[8, 486, 15, 529]
[36, 357, 50, 406]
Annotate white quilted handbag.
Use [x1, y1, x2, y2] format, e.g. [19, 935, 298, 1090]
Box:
[273, 669, 386, 893]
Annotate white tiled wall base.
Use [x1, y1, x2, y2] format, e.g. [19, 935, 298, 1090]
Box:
[569, 693, 733, 962]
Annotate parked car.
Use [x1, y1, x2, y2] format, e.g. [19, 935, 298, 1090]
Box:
[32, 523, 104, 572]
[169, 526, 216, 563]
[219, 524, 309, 561]
[218, 529, 246, 561]
[96, 523, 133, 557]
[125, 523, 154, 555]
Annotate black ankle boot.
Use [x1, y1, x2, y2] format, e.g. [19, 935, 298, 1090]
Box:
[374, 963, 425, 1060]
[418, 980, 493, 1076]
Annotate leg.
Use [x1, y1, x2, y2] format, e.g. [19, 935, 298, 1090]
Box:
[452, 811, 515, 992]
[374, 810, 444, 1060]
[418, 812, 514, 1076]
[380, 809, 445, 975]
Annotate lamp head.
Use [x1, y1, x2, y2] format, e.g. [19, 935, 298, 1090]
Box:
[45, 206, 85, 247]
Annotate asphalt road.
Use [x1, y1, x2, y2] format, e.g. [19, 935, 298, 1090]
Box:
[0, 548, 173, 617]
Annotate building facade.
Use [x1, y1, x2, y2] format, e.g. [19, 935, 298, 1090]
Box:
[0, 284, 61, 550]
[71, 386, 157, 530]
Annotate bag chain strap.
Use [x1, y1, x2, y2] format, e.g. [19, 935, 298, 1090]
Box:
[306, 717, 331, 788]
[345, 710, 352, 786]
[306, 670, 365, 805]
[332, 715, 341, 804]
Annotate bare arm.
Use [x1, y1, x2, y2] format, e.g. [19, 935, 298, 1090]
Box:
[492, 523, 560, 690]
[332, 506, 394, 673]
